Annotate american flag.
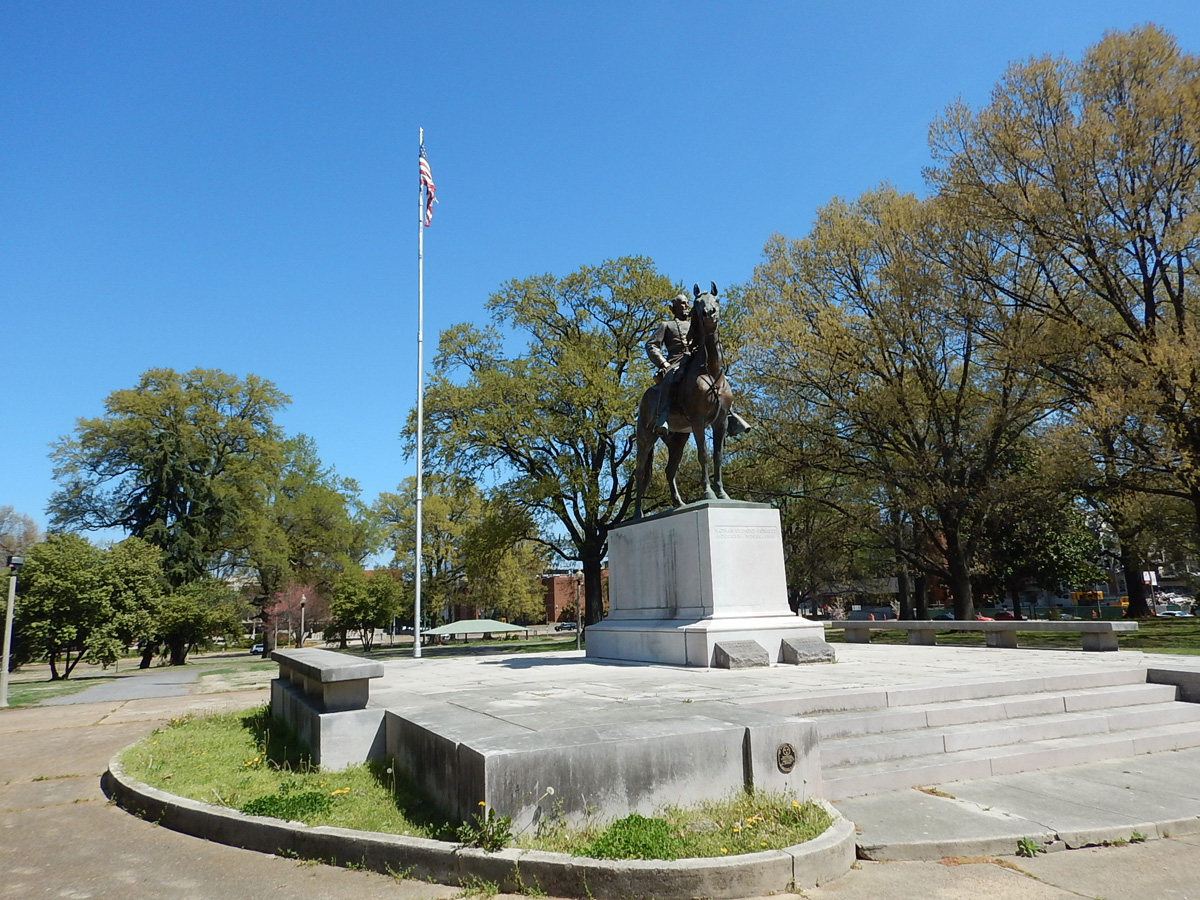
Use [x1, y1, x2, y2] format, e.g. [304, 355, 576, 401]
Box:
[419, 144, 437, 227]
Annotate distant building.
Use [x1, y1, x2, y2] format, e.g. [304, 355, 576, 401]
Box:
[541, 569, 609, 623]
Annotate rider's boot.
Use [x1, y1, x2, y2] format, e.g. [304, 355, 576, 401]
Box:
[654, 406, 670, 437]
[727, 411, 752, 437]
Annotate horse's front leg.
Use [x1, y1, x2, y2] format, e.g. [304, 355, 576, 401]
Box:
[712, 419, 731, 500]
[692, 420, 716, 500]
[664, 432, 688, 507]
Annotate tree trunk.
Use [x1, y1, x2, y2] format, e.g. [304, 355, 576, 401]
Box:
[1119, 544, 1153, 618]
[138, 643, 158, 669]
[914, 574, 929, 619]
[580, 534, 607, 626]
[945, 542, 975, 620]
[897, 569, 911, 620]
[166, 638, 188, 666]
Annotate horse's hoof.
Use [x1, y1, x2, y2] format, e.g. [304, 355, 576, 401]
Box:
[704, 489, 718, 500]
[717, 490, 731, 501]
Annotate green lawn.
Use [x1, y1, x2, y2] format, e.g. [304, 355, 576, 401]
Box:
[118, 705, 832, 859]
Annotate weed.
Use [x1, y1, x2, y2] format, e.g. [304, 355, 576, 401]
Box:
[386, 863, 416, 882]
[457, 803, 513, 852]
[580, 813, 683, 860]
[456, 875, 500, 898]
[1016, 837, 1045, 858]
[1130, 831, 1147, 843]
[240, 781, 333, 820]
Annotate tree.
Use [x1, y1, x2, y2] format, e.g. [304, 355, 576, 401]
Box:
[240, 435, 377, 651]
[465, 540, 548, 623]
[0, 506, 41, 557]
[13, 534, 106, 679]
[376, 474, 484, 623]
[328, 567, 400, 652]
[91, 537, 169, 668]
[157, 578, 242, 666]
[740, 188, 1061, 618]
[929, 25, 1200, 535]
[420, 257, 677, 624]
[48, 367, 290, 587]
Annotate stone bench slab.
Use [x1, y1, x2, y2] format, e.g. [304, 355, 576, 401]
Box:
[272, 648, 384, 713]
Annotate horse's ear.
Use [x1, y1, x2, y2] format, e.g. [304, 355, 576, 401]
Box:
[693, 284, 700, 298]
[710, 281, 718, 297]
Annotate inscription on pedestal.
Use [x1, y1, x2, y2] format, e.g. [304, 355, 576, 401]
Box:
[712, 526, 778, 539]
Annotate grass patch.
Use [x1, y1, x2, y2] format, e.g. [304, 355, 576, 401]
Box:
[519, 792, 832, 859]
[118, 706, 833, 860]
[119, 705, 453, 838]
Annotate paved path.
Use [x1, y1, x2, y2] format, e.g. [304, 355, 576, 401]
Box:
[5, 650, 1200, 898]
[39, 664, 199, 705]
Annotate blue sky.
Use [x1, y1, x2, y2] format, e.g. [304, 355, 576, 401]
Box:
[5, 1, 1200, 538]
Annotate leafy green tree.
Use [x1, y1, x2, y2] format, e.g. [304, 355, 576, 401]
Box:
[158, 578, 242, 666]
[376, 474, 483, 623]
[328, 567, 400, 652]
[741, 189, 1060, 618]
[240, 435, 377, 652]
[91, 537, 169, 668]
[48, 367, 289, 586]
[466, 540, 548, 624]
[420, 257, 677, 624]
[929, 25, 1200, 535]
[13, 534, 106, 679]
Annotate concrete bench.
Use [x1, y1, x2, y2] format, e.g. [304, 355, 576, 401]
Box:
[271, 647, 384, 712]
[270, 648, 387, 770]
[829, 619, 1139, 652]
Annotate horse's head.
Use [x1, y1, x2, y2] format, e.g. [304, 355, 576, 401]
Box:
[691, 282, 720, 336]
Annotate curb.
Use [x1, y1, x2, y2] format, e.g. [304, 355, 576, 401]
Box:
[104, 754, 855, 899]
[851, 814, 1200, 862]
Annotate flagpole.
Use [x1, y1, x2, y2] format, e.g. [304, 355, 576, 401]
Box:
[414, 126, 425, 659]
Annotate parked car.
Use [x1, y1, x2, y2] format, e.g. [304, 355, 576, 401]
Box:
[1157, 610, 1193, 617]
[932, 613, 955, 620]
[974, 615, 995, 621]
[250, 643, 264, 654]
[993, 611, 1026, 620]
[554, 622, 578, 632]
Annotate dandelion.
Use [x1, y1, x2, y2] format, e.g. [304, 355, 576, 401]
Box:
[478, 800, 487, 807]
[720, 847, 728, 854]
[330, 788, 351, 796]
[545, 786, 555, 795]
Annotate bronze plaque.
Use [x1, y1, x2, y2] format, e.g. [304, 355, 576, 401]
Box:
[776, 742, 797, 773]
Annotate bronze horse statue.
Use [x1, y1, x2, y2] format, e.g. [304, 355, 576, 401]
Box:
[633, 283, 734, 517]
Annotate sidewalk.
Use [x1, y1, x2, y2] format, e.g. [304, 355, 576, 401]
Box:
[4, 652, 1200, 898]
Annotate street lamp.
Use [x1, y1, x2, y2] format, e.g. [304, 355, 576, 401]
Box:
[574, 569, 583, 652]
[1, 555, 25, 708]
[299, 593, 306, 648]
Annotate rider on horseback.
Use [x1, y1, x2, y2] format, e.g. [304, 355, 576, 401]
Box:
[645, 292, 752, 439]
[646, 293, 694, 437]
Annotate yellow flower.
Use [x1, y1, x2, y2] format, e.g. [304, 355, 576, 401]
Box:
[478, 801, 487, 807]
[720, 847, 728, 854]
[330, 788, 351, 796]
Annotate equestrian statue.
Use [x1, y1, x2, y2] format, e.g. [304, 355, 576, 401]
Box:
[633, 282, 750, 518]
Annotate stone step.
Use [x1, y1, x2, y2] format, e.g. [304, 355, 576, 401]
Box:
[822, 700, 1200, 768]
[822, 719, 1200, 800]
[747, 666, 1149, 717]
[815, 683, 1181, 740]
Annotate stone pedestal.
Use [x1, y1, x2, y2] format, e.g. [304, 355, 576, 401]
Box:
[587, 500, 831, 667]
